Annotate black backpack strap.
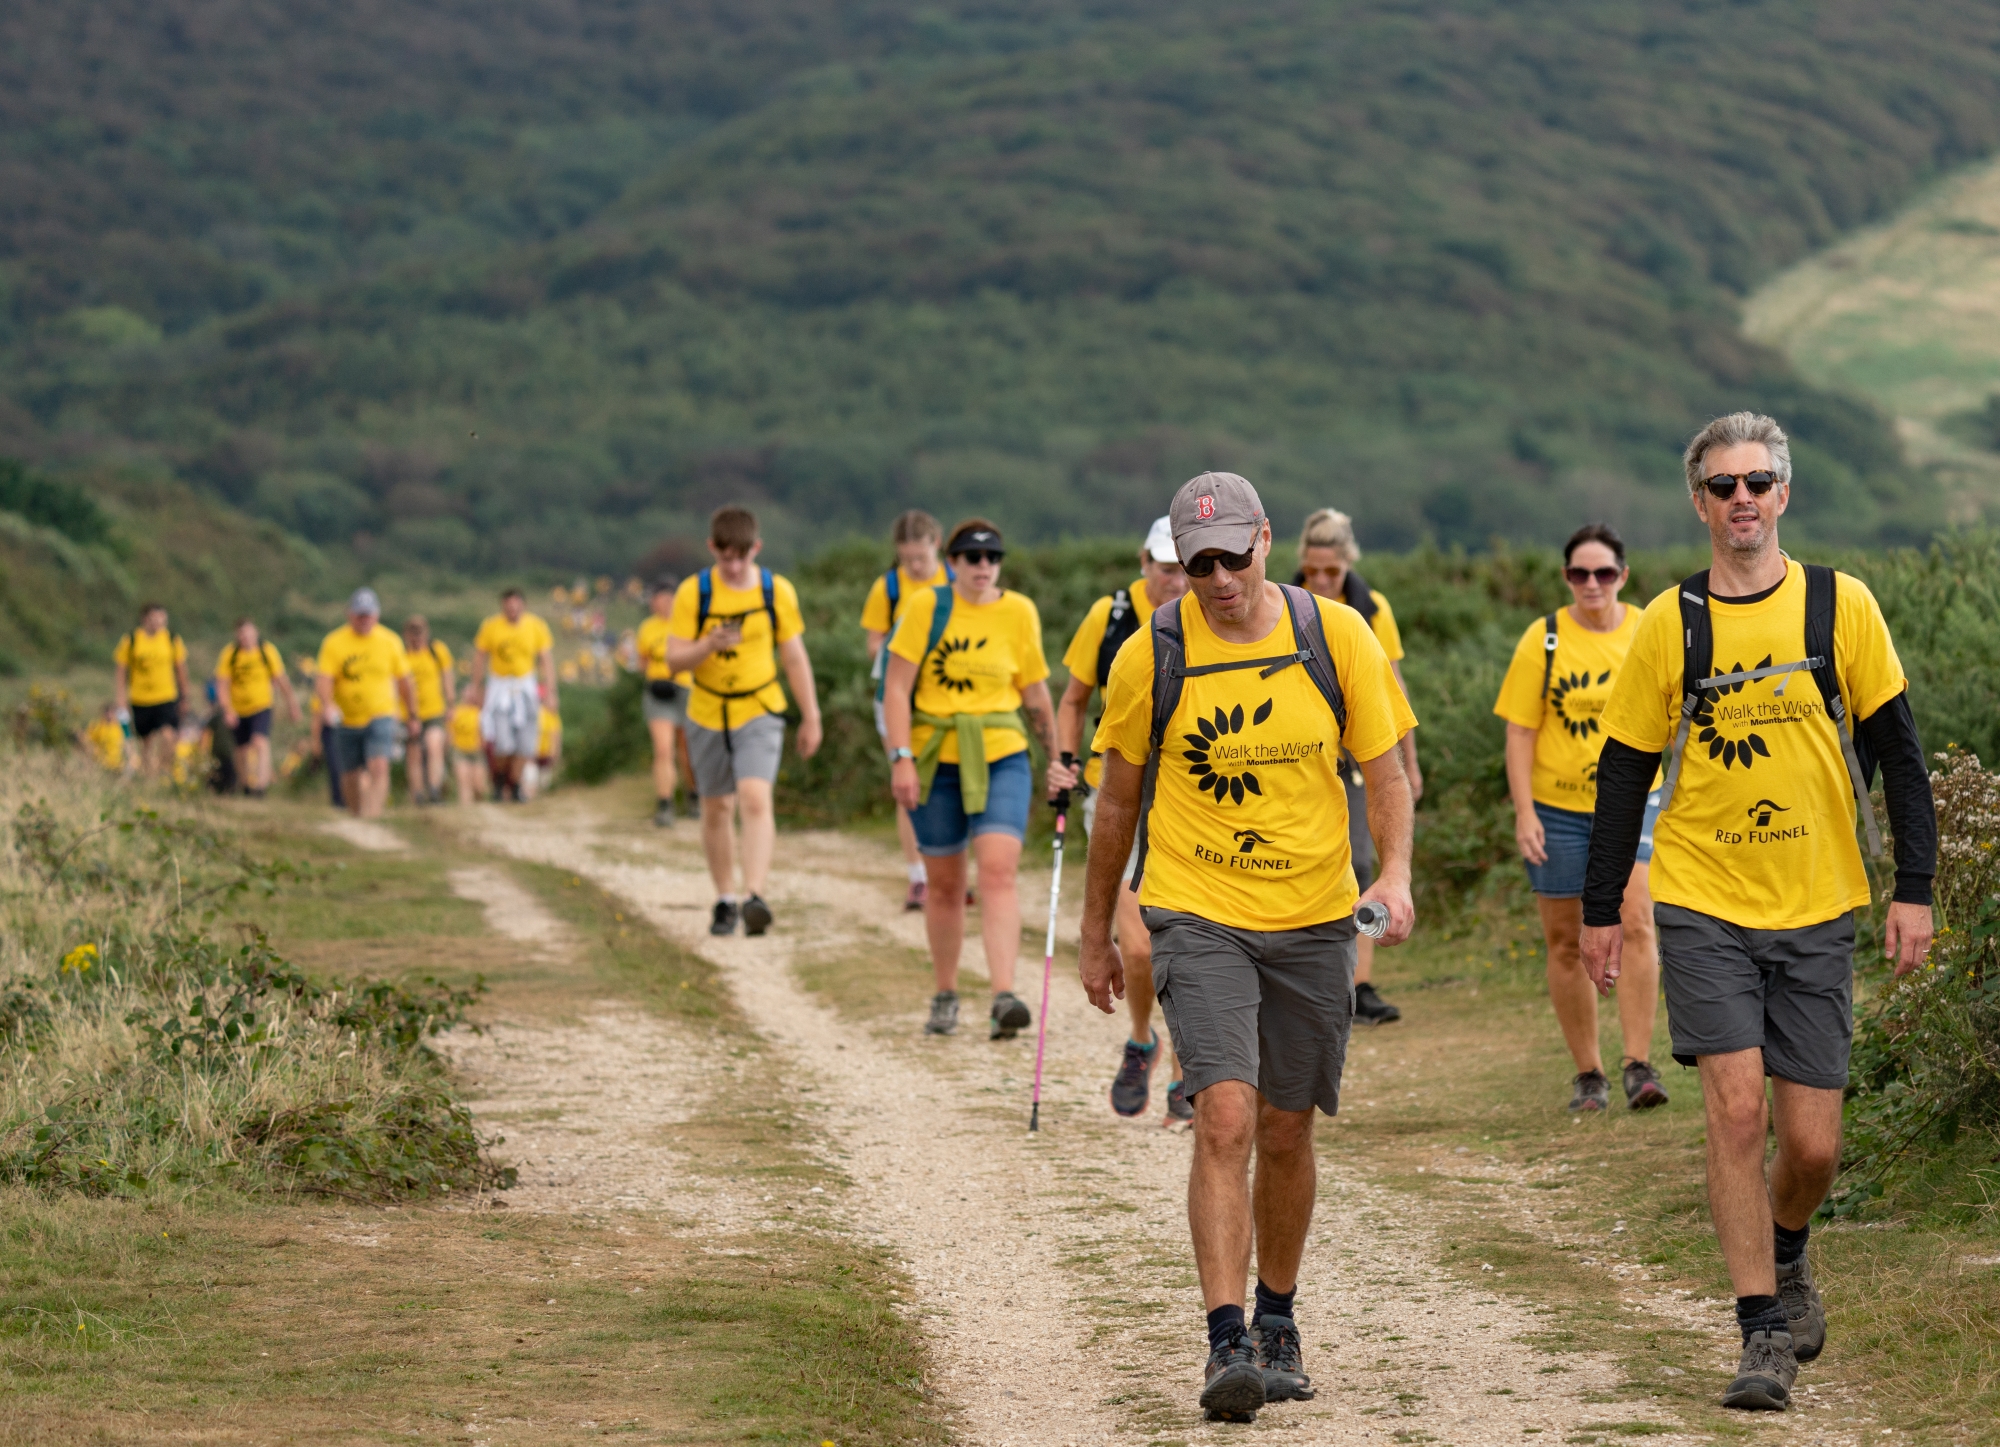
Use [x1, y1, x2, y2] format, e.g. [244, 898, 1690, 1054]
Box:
[1094, 588, 1136, 688]
[1129, 597, 1189, 891]
[1540, 612, 1559, 699]
[1805, 564, 1884, 857]
[1652, 571, 1712, 821]
[1276, 583, 1347, 734]
[1340, 568, 1379, 623]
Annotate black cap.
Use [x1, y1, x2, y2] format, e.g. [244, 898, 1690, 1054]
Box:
[948, 525, 1004, 556]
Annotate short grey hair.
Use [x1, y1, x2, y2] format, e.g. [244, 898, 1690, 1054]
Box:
[1299, 507, 1360, 564]
[1683, 412, 1791, 496]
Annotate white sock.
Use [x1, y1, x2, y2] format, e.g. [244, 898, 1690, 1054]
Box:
[720, 894, 738, 906]
[908, 863, 927, 884]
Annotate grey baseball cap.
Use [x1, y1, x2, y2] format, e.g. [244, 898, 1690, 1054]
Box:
[348, 587, 381, 616]
[1169, 472, 1265, 559]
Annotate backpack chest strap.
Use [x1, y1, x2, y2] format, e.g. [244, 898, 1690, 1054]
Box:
[1698, 657, 1824, 695]
[1178, 651, 1310, 683]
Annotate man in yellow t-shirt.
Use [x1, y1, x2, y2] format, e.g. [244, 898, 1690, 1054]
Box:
[666, 506, 823, 938]
[112, 603, 192, 779]
[471, 588, 556, 802]
[1581, 413, 1936, 1413]
[1049, 515, 1191, 1119]
[861, 509, 951, 909]
[401, 616, 457, 805]
[1080, 473, 1417, 1420]
[315, 588, 418, 820]
[215, 617, 302, 797]
[635, 577, 694, 829]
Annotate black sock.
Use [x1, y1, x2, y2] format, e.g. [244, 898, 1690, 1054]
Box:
[1774, 1221, 1810, 1266]
[1206, 1303, 1246, 1353]
[1735, 1294, 1787, 1342]
[1254, 1279, 1296, 1324]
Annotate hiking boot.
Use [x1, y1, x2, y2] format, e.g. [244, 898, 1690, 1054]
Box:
[1254, 1314, 1315, 1402]
[1568, 1069, 1610, 1112]
[1722, 1328, 1796, 1410]
[653, 801, 674, 828]
[905, 879, 926, 911]
[1776, 1253, 1826, 1363]
[1110, 1033, 1158, 1117]
[1165, 1079, 1194, 1123]
[1353, 980, 1401, 1025]
[709, 900, 739, 936]
[1200, 1330, 1264, 1422]
[1623, 1060, 1669, 1109]
[989, 991, 1031, 1040]
[925, 991, 959, 1036]
[742, 894, 773, 937]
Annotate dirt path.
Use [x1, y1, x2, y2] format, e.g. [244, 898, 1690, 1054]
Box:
[318, 816, 408, 853]
[449, 798, 1702, 1446]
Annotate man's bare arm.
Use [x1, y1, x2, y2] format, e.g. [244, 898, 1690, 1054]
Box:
[1355, 746, 1416, 945]
[1077, 750, 1143, 1012]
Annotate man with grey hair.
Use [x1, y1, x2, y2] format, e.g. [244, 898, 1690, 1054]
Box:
[1581, 412, 1936, 1410]
[1080, 473, 1417, 1421]
[315, 588, 419, 819]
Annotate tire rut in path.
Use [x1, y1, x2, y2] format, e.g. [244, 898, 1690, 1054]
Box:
[465, 800, 1699, 1446]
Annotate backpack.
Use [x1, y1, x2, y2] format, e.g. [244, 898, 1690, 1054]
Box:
[1540, 612, 1560, 698]
[876, 563, 956, 702]
[126, 630, 186, 700]
[1130, 584, 1349, 888]
[1093, 588, 1143, 690]
[692, 567, 781, 714]
[220, 640, 282, 692]
[1653, 563, 1882, 856]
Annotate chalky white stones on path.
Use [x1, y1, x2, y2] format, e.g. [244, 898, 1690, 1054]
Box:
[317, 816, 408, 853]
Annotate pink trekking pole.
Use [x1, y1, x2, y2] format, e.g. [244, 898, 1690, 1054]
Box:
[1029, 755, 1075, 1132]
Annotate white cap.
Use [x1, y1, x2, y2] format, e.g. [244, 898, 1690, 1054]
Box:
[1142, 515, 1178, 563]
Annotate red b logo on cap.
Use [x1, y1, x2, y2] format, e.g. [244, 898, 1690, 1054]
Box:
[1197, 495, 1215, 519]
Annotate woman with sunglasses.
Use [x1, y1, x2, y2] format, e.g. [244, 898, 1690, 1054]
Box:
[1492, 523, 1667, 1113]
[883, 520, 1061, 1040]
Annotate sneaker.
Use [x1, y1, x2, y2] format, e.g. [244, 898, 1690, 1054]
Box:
[905, 879, 926, 911]
[1568, 1069, 1610, 1112]
[1200, 1330, 1264, 1422]
[653, 801, 673, 828]
[1165, 1080, 1194, 1123]
[742, 894, 773, 937]
[1110, 1034, 1158, 1118]
[1254, 1314, 1315, 1402]
[1623, 1060, 1669, 1110]
[1353, 981, 1401, 1025]
[989, 991, 1031, 1040]
[709, 900, 739, 936]
[1722, 1328, 1797, 1411]
[1776, 1253, 1826, 1363]
[925, 991, 959, 1036]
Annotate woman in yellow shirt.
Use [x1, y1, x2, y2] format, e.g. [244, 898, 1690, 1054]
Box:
[1492, 523, 1665, 1114]
[860, 509, 951, 910]
[883, 520, 1060, 1041]
[634, 577, 692, 828]
[401, 616, 457, 804]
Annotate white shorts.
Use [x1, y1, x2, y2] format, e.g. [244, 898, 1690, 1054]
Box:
[481, 675, 541, 757]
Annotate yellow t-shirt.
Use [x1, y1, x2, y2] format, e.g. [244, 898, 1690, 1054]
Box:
[316, 624, 412, 728]
[114, 628, 186, 706]
[1601, 561, 1907, 931]
[1095, 590, 1417, 931]
[1493, 606, 1643, 811]
[473, 613, 553, 678]
[406, 641, 453, 720]
[1062, 579, 1160, 788]
[859, 563, 952, 634]
[449, 703, 483, 754]
[1351, 590, 1405, 663]
[85, 719, 125, 769]
[215, 641, 285, 718]
[889, 587, 1049, 765]
[537, 707, 562, 759]
[667, 571, 806, 731]
[634, 615, 692, 686]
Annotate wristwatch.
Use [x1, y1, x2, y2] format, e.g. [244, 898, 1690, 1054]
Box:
[888, 746, 915, 763]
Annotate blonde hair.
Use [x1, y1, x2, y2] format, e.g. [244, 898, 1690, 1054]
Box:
[1299, 508, 1360, 565]
[891, 509, 941, 545]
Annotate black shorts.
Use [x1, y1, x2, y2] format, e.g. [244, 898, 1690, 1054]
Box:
[231, 709, 273, 747]
[131, 701, 180, 738]
[1657, 904, 1855, 1090]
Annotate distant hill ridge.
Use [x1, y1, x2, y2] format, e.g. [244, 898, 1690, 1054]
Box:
[3, 1, 1998, 570]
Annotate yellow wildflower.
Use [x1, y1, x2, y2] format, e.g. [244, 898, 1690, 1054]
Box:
[61, 943, 98, 974]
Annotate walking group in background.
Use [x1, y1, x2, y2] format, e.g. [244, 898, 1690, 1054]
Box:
[94, 408, 1940, 1426]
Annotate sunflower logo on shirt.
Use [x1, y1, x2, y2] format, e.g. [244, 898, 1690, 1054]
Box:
[1695, 656, 1774, 770]
[1183, 699, 1275, 806]
[930, 636, 984, 693]
[1549, 668, 1612, 738]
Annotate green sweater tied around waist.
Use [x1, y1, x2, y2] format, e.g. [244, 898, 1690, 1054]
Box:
[913, 709, 1027, 814]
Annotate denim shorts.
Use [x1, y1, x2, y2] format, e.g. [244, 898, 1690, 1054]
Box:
[909, 750, 1032, 856]
[1524, 790, 1660, 899]
[333, 716, 400, 774]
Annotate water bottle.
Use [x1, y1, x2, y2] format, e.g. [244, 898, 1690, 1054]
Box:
[1354, 901, 1388, 939]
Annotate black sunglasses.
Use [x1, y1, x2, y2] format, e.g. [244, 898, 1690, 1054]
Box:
[952, 549, 1004, 566]
[1564, 565, 1624, 586]
[1701, 470, 1782, 500]
[1183, 547, 1256, 578]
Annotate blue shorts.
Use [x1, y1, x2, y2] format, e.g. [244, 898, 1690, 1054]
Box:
[1524, 790, 1660, 899]
[333, 717, 400, 775]
[909, 751, 1032, 856]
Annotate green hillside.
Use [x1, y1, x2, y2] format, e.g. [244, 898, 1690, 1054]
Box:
[6, 1, 2000, 572]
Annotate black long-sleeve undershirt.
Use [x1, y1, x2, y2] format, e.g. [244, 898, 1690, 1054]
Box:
[1581, 693, 1937, 928]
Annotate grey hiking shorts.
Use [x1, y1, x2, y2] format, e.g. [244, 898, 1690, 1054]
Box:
[683, 712, 784, 798]
[1656, 903, 1855, 1090]
[1140, 907, 1357, 1115]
